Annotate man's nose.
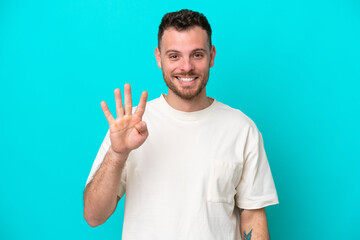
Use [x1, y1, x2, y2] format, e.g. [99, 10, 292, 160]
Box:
[180, 57, 195, 72]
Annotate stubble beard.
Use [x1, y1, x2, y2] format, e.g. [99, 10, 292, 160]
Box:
[162, 70, 210, 101]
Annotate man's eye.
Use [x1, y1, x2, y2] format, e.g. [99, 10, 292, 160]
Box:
[169, 55, 178, 59]
[194, 53, 204, 58]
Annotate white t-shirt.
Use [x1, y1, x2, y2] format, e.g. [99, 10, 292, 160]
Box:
[86, 95, 279, 240]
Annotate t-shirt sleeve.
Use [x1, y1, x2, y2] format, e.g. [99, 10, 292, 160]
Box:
[235, 129, 279, 209]
[85, 130, 127, 198]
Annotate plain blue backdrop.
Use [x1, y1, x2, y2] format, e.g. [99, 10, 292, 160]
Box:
[1, 0, 359, 239]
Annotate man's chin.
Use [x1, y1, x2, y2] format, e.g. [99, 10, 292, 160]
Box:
[165, 77, 207, 101]
[173, 88, 205, 100]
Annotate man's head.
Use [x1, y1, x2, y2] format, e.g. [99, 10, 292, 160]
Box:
[158, 9, 212, 51]
[155, 10, 216, 101]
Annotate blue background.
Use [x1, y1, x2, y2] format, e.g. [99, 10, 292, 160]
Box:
[1, 0, 359, 239]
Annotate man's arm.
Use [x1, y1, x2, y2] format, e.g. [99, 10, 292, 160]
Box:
[83, 147, 126, 227]
[83, 84, 148, 227]
[240, 208, 270, 240]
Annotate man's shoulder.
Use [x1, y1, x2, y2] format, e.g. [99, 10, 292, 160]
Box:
[213, 100, 258, 129]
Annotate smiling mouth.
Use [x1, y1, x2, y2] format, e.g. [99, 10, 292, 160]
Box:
[175, 76, 198, 82]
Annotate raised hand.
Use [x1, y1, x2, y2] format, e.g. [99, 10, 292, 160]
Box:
[101, 84, 148, 155]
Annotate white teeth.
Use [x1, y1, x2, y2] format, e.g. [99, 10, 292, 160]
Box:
[177, 77, 196, 82]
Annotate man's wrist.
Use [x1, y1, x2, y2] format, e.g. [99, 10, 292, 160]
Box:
[108, 146, 130, 165]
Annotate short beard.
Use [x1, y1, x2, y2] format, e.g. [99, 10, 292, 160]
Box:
[163, 72, 209, 101]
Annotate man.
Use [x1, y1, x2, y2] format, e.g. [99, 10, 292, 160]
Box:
[84, 9, 278, 240]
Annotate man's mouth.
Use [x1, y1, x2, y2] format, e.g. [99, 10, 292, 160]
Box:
[175, 76, 198, 82]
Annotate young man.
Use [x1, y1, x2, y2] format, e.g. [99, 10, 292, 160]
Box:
[84, 9, 278, 240]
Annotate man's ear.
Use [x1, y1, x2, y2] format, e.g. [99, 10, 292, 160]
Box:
[155, 47, 162, 68]
[209, 45, 216, 68]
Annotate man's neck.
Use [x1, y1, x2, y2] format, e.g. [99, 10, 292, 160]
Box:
[164, 90, 214, 112]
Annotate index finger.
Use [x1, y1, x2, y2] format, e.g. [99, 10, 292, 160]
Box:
[134, 91, 148, 118]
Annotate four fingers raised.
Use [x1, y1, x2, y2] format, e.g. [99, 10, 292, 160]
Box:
[101, 84, 147, 124]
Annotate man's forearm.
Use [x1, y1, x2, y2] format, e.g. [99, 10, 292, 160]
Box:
[83, 147, 128, 227]
[240, 208, 270, 240]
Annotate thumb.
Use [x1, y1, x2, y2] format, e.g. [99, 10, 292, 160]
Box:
[134, 121, 148, 134]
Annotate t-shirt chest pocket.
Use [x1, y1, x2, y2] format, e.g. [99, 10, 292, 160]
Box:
[207, 160, 243, 204]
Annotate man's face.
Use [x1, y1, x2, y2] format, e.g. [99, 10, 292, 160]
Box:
[155, 26, 216, 100]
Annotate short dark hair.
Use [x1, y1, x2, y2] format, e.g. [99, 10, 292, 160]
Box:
[158, 9, 212, 50]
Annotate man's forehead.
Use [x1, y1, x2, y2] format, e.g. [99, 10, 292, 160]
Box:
[160, 26, 209, 51]
[162, 26, 207, 37]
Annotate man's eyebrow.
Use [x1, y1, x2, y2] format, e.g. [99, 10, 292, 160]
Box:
[192, 48, 207, 53]
[165, 49, 180, 55]
[164, 48, 208, 55]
